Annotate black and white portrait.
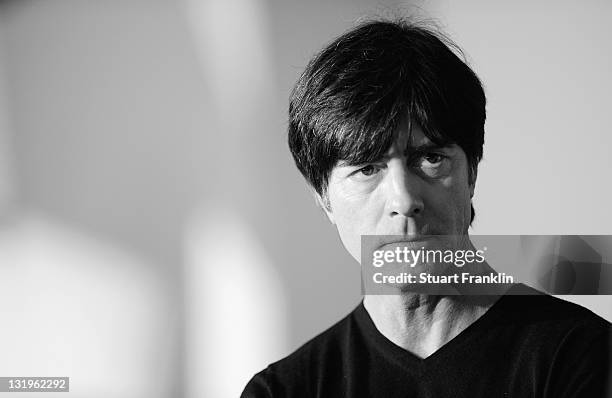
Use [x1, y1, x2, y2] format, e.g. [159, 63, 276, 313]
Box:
[0, 1, 610, 397]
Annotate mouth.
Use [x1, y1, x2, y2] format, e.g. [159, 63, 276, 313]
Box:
[367, 233, 459, 252]
[374, 235, 435, 251]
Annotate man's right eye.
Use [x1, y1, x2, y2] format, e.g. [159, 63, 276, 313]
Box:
[357, 165, 380, 177]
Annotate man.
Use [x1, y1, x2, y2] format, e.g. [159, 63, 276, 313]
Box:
[242, 19, 610, 397]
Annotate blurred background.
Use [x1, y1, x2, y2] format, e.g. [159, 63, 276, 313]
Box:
[0, 0, 610, 397]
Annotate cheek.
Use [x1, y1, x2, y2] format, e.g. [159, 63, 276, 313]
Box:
[329, 187, 379, 263]
[331, 195, 364, 233]
[432, 177, 472, 230]
[453, 185, 473, 230]
[331, 210, 364, 263]
[330, 185, 381, 231]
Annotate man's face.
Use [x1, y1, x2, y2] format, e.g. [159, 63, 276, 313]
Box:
[321, 123, 475, 264]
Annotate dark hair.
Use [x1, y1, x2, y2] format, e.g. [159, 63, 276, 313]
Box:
[288, 19, 486, 222]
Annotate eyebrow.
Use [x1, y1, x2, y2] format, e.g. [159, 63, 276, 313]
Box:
[336, 142, 452, 167]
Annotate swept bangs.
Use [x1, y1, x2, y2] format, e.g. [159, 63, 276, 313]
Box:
[288, 19, 485, 200]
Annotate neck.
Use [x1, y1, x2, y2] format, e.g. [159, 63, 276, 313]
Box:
[363, 267, 507, 359]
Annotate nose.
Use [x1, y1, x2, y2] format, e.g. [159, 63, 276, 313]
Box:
[384, 160, 424, 219]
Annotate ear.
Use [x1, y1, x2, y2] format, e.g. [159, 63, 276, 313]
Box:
[309, 186, 335, 224]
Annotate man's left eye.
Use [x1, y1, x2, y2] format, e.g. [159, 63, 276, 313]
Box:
[422, 153, 445, 165]
[413, 152, 451, 178]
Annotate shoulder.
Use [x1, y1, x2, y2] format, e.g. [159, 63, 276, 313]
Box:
[500, 285, 612, 397]
[499, 284, 610, 330]
[241, 303, 362, 397]
[496, 284, 610, 373]
[268, 304, 359, 379]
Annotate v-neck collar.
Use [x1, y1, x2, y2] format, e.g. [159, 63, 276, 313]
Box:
[353, 289, 515, 373]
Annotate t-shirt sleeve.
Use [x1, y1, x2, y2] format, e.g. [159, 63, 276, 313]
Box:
[240, 369, 274, 398]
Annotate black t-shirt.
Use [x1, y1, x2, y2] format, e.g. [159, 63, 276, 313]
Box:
[241, 285, 611, 397]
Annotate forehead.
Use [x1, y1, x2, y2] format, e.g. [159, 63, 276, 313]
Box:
[331, 116, 458, 169]
[383, 122, 456, 161]
[392, 123, 431, 151]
